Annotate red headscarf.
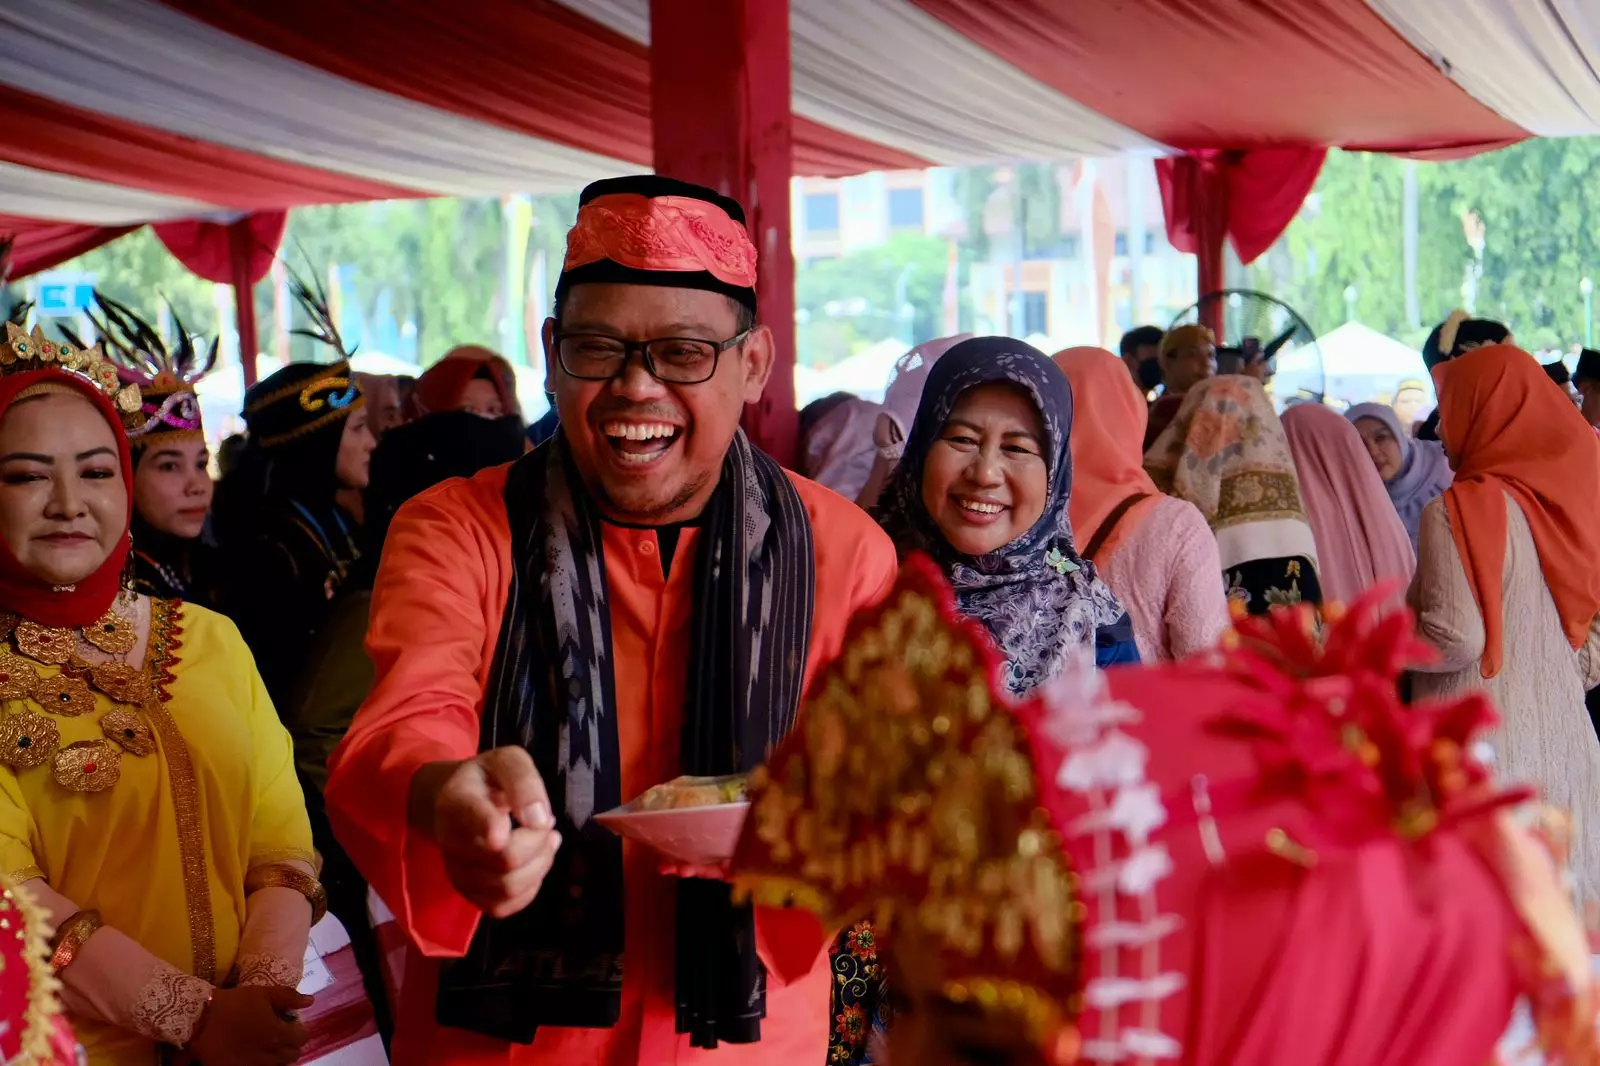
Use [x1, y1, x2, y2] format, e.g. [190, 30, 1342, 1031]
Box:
[0, 370, 133, 628]
[406, 347, 521, 420]
[1436, 345, 1600, 678]
[1052, 346, 1162, 563]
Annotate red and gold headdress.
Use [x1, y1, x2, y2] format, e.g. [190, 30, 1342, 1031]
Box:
[85, 293, 216, 450]
[0, 322, 142, 432]
[734, 566, 1600, 1066]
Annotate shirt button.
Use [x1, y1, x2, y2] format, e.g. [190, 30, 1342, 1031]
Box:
[639, 539, 656, 556]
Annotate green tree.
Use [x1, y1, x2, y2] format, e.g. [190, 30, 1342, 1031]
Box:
[951, 163, 1064, 263]
[1445, 138, 1600, 338]
[795, 233, 956, 365]
[954, 166, 998, 260]
[1244, 152, 1468, 336]
[273, 192, 576, 367]
[42, 228, 218, 338]
[1244, 139, 1600, 345]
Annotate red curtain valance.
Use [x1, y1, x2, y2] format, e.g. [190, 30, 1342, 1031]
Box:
[153, 211, 287, 286]
[1, 218, 136, 279]
[1156, 148, 1327, 268]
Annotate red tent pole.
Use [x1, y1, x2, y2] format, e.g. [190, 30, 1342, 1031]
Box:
[227, 218, 260, 389]
[1195, 158, 1229, 338]
[649, 0, 797, 466]
[1197, 225, 1226, 337]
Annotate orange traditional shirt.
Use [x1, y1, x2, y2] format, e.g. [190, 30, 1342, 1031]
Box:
[325, 464, 897, 1066]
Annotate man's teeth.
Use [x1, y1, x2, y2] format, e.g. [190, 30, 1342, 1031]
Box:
[959, 499, 1003, 514]
[602, 422, 678, 441]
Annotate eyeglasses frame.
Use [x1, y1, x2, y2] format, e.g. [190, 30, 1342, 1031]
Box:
[551, 327, 754, 385]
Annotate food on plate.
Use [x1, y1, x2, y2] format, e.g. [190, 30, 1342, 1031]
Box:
[632, 774, 748, 812]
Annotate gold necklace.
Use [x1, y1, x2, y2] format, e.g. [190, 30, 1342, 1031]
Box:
[0, 609, 157, 792]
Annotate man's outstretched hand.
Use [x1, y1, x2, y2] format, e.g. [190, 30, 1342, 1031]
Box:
[411, 748, 563, 918]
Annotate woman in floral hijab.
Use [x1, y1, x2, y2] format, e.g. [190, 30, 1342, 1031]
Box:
[1144, 375, 1322, 615]
[877, 335, 1132, 692]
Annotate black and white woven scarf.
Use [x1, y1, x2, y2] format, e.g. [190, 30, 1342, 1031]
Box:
[437, 430, 814, 1048]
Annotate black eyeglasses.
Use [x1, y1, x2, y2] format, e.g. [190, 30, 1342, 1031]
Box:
[553, 329, 752, 385]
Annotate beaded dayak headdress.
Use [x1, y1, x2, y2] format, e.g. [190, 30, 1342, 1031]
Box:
[0, 322, 142, 432]
[243, 260, 362, 449]
[83, 294, 217, 450]
[733, 563, 1600, 1065]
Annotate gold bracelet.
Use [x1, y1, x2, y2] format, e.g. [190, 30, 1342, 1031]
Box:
[48, 908, 102, 975]
[244, 864, 328, 925]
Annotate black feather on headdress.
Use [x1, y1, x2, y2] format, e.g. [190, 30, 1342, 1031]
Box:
[56, 323, 90, 351]
[284, 250, 354, 360]
[87, 292, 218, 390]
[0, 235, 30, 329]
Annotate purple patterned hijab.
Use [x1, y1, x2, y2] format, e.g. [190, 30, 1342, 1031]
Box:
[877, 336, 1125, 695]
[1345, 402, 1453, 552]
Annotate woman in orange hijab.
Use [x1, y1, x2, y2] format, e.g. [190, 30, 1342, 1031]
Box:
[1053, 347, 1229, 661]
[1410, 344, 1600, 901]
[406, 345, 523, 423]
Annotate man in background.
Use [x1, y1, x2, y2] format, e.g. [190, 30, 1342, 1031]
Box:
[354, 372, 406, 439]
[1144, 323, 1216, 449]
[1391, 379, 1430, 432]
[1574, 349, 1600, 428]
[1119, 324, 1163, 395]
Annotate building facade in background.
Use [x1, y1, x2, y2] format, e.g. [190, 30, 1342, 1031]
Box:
[791, 158, 1196, 350]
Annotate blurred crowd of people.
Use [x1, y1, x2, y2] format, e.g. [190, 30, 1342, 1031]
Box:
[1, 174, 1598, 1066]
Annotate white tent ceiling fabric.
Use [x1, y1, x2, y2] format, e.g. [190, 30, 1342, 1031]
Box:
[0, 160, 220, 225]
[555, 0, 1164, 164]
[0, 0, 634, 201]
[9, 0, 1600, 239]
[1366, 0, 1600, 137]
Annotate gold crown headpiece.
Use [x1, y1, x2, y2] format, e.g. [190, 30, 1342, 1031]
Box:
[0, 322, 143, 430]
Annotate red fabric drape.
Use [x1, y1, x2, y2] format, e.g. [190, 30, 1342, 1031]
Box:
[908, 0, 1527, 154]
[1156, 148, 1327, 271]
[149, 213, 281, 386]
[0, 217, 136, 278]
[159, 0, 927, 178]
[153, 212, 287, 285]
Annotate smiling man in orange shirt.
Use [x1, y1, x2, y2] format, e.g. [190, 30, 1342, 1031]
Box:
[324, 176, 898, 1066]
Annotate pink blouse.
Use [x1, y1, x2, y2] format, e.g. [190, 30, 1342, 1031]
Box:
[1095, 495, 1230, 662]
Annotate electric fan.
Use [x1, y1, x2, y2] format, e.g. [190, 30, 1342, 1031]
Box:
[1167, 289, 1324, 404]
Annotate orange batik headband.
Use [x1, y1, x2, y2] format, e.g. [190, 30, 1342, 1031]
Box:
[563, 192, 758, 290]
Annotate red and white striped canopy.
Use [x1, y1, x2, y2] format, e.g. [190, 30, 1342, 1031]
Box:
[0, 0, 1592, 273]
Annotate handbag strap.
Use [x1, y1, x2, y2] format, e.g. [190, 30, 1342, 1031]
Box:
[1084, 492, 1151, 560]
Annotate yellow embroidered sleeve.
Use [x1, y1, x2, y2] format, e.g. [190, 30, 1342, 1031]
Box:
[0, 766, 39, 884]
